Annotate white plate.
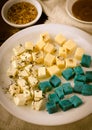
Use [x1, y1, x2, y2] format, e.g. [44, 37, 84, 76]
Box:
[0, 24, 92, 126]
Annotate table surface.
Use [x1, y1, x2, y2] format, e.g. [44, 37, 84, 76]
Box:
[0, 0, 92, 130]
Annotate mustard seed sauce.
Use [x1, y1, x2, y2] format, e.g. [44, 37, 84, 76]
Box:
[7, 2, 38, 24]
[72, 0, 92, 22]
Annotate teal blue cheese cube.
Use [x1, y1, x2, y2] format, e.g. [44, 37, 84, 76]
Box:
[74, 74, 86, 82]
[74, 66, 84, 75]
[74, 81, 84, 93]
[62, 68, 75, 80]
[46, 101, 58, 114]
[49, 75, 61, 88]
[38, 81, 52, 93]
[55, 86, 64, 99]
[48, 93, 60, 104]
[85, 71, 92, 82]
[59, 99, 73, 111]
[69, 95, 83, 107]
[81, 54, 91, 68]
[62, 83, 73, 95]
[82, 84, 92, 95]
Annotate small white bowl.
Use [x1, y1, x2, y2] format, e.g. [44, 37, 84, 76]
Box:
[1, 0, 42, 28]
[65, 0, 92, 24]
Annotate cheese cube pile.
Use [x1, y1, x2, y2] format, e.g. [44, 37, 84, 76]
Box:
[7, 32, 89, 112]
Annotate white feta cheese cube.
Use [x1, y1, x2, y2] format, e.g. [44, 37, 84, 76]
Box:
[31, 99, 46, 110]
[17, 78, 27, 89]
[20, 52, 32, 62]
[18, 70, 29, 78]
[9, 84, 21, 96]
[25, 64, 33, 74]
[23, 89, 31, 100]
[13, 94, 26, 106]
[11, 59, 26, 69]
[34, 90, 43, 101]
[7, 67, 17, 77]
[28, 75, 38, 87]
[13, 45, 25, 56]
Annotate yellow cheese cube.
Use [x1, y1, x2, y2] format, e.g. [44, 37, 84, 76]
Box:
[44, 43, 55, 53]
[47, 65, 60, 76]
[55, 33, 66, 46]
[65, 58, 77, 68]
[32, 51, 44, 64]
[59, 47, 67, 58]
[13, 45, 25, 56]
[74, 47, 85, 60]
[44, 53, 55, 66]
[56, 57, 65, 68]
[36, 40, 46, 50]
[40, 32, 51, 43]
[38, 67, 47, 78]
[25, 42, 34, 51]
[63, 40, 77, 53]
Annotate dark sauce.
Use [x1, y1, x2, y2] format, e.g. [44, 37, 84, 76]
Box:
[72, 0, 92, 22]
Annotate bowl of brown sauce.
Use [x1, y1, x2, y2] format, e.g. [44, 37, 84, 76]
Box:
[1, 0, 42, 28]
[66, 0, 92, 24]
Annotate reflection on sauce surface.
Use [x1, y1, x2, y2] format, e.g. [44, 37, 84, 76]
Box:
[72, 0, 92, 22]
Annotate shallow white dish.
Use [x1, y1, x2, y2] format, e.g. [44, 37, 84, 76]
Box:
[66, 0, 92, 24]
[1, 0, 42, 28]
[0, 24, 92, 126]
